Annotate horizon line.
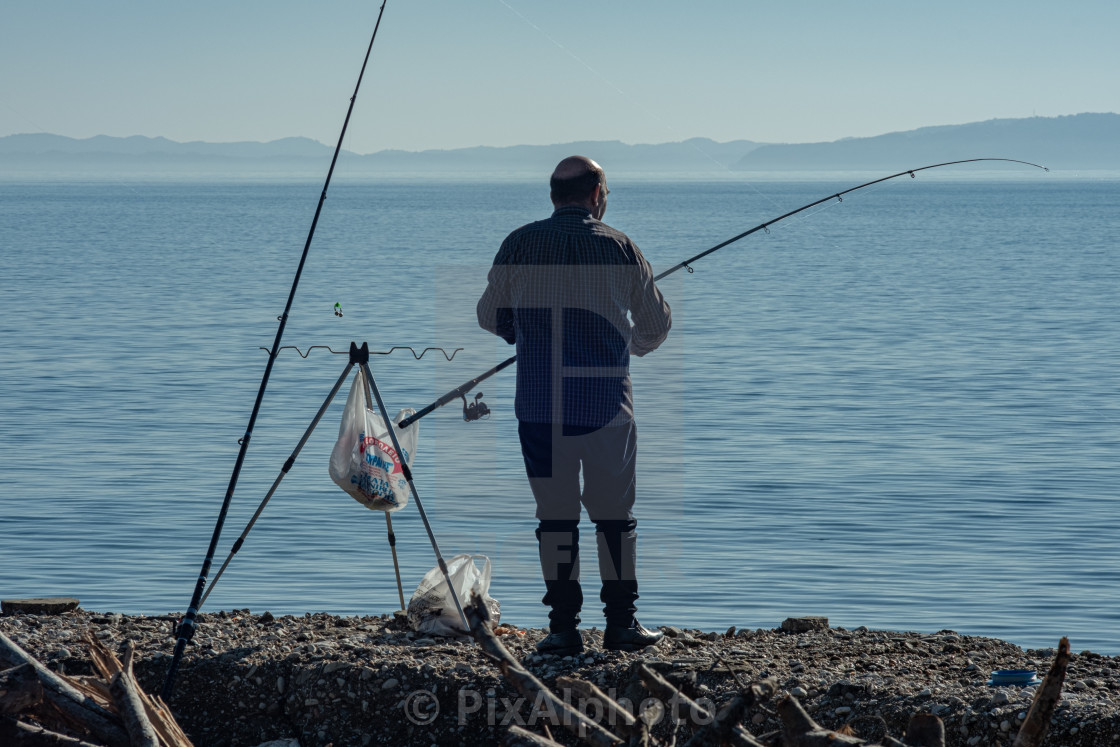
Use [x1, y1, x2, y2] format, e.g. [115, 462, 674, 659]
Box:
[2, 111, 1116, 156]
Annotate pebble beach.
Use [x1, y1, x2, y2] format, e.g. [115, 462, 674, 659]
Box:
[2, 607, 1117, 746]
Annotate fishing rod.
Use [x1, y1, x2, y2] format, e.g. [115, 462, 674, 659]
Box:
[161, 1, 391, 700]
[400, 158, 1048, 426]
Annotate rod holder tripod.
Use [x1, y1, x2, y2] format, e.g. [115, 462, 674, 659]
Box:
[195, 342, 467, 639]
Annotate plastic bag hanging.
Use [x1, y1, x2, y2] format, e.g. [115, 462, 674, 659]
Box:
[328, 368, 417, 512]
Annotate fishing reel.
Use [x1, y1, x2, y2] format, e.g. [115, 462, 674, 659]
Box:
[462, 392, 491, 422]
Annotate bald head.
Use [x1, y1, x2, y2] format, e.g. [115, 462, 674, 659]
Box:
[550, 156, 607, 213]
[552, 155, 602, 182]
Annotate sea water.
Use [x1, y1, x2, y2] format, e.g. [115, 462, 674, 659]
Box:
[1, 170, 1117, 654]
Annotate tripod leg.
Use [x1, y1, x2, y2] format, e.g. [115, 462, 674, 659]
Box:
[200, 362, 355, 608]
[360, 361, 470, 633]
[385, 513, 406, 611]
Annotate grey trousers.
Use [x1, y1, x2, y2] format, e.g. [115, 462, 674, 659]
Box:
[518, 420, 639, 630]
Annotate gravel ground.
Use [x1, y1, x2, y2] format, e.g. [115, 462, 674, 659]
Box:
[2, 608, 1117, 746]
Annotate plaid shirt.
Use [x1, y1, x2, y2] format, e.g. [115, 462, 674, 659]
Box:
[477, 206, 671, 427]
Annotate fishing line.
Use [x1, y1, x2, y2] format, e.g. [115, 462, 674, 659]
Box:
[1, 100, 51, 134]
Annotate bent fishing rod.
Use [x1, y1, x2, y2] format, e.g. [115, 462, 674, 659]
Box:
[397, 157, 1048, 429]
[161, 1, 390, 700]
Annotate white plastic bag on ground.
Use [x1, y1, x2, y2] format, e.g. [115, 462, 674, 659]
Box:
[407, 554, 500, 636]
[328, 368, 417, 513]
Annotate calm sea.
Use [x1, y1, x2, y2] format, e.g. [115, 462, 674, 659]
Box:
[1, 169, 1117, 655]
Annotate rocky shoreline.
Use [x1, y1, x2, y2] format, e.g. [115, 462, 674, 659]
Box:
[1, 608, 1116, 746]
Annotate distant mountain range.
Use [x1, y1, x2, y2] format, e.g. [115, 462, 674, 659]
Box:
[736, 113, 1120, 171]
[1, 113, 1117, 176]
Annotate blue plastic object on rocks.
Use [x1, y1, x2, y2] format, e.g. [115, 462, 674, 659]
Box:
[988, 669, 1041, 686]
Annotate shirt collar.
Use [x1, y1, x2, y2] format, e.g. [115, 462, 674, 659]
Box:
[552, 205, 592, 218]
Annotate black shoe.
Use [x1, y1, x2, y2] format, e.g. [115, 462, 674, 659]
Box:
[603, 620, 664, 652]
[536, 628, 584, 656]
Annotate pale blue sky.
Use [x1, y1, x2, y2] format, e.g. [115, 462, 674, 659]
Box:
[2, 0, 1117, 152]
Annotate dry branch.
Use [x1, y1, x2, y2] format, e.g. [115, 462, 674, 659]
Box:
[556, 676, 640, 737]
[776, 694, 941, 747]
[0, 633, 128, 747]
[465, 593, 624, 746]
[67, 678, 113, 712]
[0, 717, 107, 746]
[504, 724, 567, 746]
[108, 645, 159, 747]
[0, 630, 193, 747]
[681, 679, 776, 747]
[1012, 636, 1071, 747]
[636, 662, 765, 747]
[83, 633, 194, 747]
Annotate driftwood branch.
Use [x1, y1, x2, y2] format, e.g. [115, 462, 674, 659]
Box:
[775, 694, 867, 746]
[556, 676, 640, 737]
[776, 694, 946, 747]
[1, 663, 45, 715]
[83, 633, 194, 747]
[0, 630, 193, 747]
[108, 644, 159, 747]
[636, 663, 765, 747]
[681, 679, 776, 747]
[0, 717, 108, 746]
[465, 593, 625, 746]
[504, 724, 566, 746]
[1012, 636, 1071, 747]
[0, 633, 128, 747]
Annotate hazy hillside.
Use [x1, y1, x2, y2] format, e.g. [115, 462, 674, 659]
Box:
[2, 114, 1117, 176]
[354, 138, 762, 173]
[732, 113, 1120, 171]
[0, 133, 332, 158]
[0, 134, 761, 177]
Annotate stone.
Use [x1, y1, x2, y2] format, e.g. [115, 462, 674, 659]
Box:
[781, 616, 828, 634]
[1, 597, 80, 615]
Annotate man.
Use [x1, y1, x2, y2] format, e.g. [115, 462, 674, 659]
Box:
[477, 156, 672, 655]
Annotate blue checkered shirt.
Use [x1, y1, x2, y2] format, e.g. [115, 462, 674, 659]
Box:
[477, 206, 671, 427]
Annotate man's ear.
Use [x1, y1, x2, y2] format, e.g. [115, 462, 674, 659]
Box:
[587, 184, 603, 212]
